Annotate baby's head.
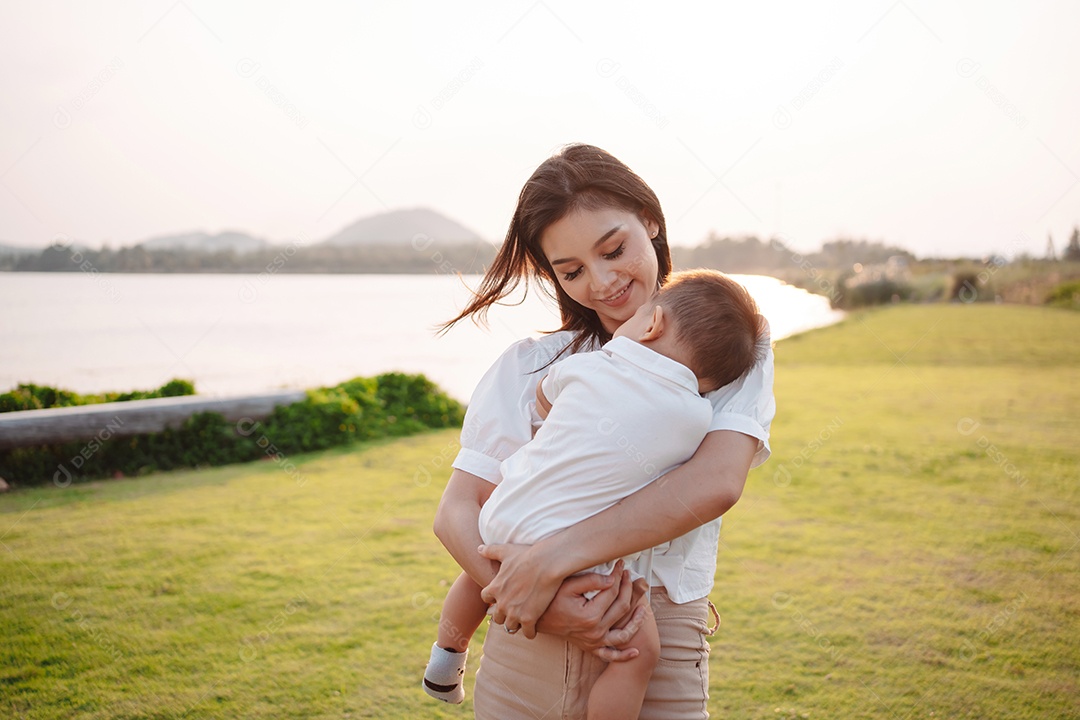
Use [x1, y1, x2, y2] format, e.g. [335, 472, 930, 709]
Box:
[614, 269, 768, 393]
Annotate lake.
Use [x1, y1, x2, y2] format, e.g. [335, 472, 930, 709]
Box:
[0, 272, 844, 402]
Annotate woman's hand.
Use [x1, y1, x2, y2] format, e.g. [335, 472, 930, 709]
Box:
[480, 546, 648, 660]
[479, 542, 559, 638]
[535, 569, 649, 662]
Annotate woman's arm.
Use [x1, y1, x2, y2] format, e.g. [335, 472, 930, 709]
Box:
[433, 468, 645, 659]
[433, 468, 500, 586]
[481, 429, 757, 638]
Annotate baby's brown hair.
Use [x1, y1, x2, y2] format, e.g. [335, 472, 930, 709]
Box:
[656, 269, 769, 391]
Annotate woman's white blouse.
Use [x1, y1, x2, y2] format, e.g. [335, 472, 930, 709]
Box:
[451, 329, 776, 604]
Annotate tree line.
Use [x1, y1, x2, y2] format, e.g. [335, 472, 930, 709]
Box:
[1, 241, 499, 274]
[671, 235, 916, 274]
[4, 228, 1078, 275]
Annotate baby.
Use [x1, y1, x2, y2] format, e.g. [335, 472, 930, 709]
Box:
[423, 269, 768, 719]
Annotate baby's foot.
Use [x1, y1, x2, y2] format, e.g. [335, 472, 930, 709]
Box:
[422, 643, 467, 704]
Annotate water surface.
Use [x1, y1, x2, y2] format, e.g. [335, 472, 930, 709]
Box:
[1, 273, 843, 401]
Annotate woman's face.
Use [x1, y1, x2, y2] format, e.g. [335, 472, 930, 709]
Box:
[540, 205, 660, 334]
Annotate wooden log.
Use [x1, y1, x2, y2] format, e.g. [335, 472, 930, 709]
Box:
[0, 391, 307, 450]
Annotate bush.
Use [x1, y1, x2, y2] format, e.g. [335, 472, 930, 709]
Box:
[374, 372, 465, 435]
[0, 379, 196, 413]
[0, 373, 463, 487]
[949, 272, 986, 302]
[2, 410, 249, 487]
[259, 378, 383, 453]
[837, 277, 913, 309]
[1045, 280, 1080, 310]
[0, 384, 81, 413]
[908, 273, 949, 303]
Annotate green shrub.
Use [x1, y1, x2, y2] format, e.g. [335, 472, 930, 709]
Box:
[0, 384, 82, 413]
[0, 373, 463, 487]
[0, 379, 196, 413]
[2, 410, 250, 487]
[374, 372, 463, 435]
[949, 272, 985, 302]
[1046, 280, 1080, 310]
[837, 278, 913, 309]
[908, 273, 949, 303]
[947, 266, 1009, 303]
[259, 378, 382, 453]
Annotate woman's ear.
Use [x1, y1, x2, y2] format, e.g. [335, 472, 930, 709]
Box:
[640, 210, 659, 240]
[640, 305, 666, 342]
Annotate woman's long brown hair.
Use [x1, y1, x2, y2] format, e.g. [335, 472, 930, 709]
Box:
[441, 144, 672, 358]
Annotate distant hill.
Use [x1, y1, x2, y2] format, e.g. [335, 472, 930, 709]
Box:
[320, 207, 483, 247]
[137, 231, 270, 254]
[0, 243, 42, 256]
[0, 207, 487, 266]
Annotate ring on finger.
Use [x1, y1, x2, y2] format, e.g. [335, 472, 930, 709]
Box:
[504, 625, 519, 635]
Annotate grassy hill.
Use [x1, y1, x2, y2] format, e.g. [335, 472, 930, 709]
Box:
[1, 304, 1077, 718]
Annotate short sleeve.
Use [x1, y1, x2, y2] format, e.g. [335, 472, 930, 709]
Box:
[452, 332, 574, 484]
[540, 361, 568, 405]
[705, 328, 776, 468]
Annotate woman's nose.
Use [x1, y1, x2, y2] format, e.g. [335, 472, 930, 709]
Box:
[590, 266, 619, 294]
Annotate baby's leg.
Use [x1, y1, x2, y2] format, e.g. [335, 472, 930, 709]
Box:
[423, 572, 488, 704]
[586, 599, 661, 720]
[437, 572, 488, 651]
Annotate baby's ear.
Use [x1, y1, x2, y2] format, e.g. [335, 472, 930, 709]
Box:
[640, 305, 666, 342]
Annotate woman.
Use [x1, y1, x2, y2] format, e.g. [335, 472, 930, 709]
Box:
[434, 143, 775, 718]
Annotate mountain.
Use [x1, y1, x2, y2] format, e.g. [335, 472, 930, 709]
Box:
[0, 243, 41, 256]
[320, 207, 484, 247]
[1, 208, 484, 257]
[137, 231, 270, 254]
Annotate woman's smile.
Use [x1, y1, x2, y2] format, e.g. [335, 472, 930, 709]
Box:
[598, 280, 633, 307]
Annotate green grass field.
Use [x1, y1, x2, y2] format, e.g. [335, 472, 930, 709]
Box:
[2, 304, 1078, 719]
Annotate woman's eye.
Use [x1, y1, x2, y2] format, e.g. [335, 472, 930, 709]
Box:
[603, 243, 625, 260]
[563, 267, 583, 281]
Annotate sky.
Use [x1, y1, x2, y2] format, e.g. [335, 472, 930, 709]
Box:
[1, 1, 1078, 258]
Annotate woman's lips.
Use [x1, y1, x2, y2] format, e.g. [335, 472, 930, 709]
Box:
[598, 281, 632, 307]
